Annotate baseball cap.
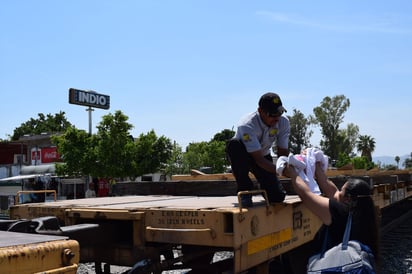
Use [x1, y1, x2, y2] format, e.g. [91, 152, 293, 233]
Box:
[258, 92, 287, 116]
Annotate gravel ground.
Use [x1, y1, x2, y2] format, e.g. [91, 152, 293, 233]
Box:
[77, 251, 232, 274]
[77, 262, 131, 274]
[380, 214, 412, 274]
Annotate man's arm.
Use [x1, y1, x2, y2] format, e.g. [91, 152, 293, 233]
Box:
[277, 147, 289, 157]
[250, 150, 278, 174]
[249, 146, 289, 175]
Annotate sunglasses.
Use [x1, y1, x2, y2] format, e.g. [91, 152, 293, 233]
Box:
[266, 112, 282, 118]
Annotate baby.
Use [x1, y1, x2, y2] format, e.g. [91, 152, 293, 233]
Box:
[276, 147, 328, 195]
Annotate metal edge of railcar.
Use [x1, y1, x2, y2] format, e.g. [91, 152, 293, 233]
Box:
[2, 170, 412, 273]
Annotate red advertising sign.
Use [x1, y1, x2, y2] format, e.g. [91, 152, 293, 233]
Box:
[41, 147, 61, 163]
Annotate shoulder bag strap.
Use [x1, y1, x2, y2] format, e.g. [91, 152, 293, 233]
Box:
[341, 211, 353, 250]
[320, 227, 329, 257]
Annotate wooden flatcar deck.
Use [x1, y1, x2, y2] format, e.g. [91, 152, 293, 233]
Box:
[10, 194, 321, 273]
[2, 168, 410, 273]
[8, 172, 411, 273]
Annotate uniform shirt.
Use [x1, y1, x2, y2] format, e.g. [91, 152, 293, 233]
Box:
[234, 111, 290, 154]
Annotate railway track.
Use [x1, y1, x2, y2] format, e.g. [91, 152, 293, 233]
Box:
[380, 197, 412, 274]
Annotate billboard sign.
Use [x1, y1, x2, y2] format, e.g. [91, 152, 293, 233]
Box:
[41, 147, 61, 163]
[69, 88, 110, 109]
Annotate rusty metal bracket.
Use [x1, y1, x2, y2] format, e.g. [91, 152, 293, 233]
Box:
[237, 190, 272, 222]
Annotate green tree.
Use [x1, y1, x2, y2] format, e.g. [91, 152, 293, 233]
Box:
[94, 110, 136, 178]
[134, 130, 173, 176]
[404, 159, 412, 169]
[203, 140, 227, 173]
[53, 111, 173, 179]
[182, 142, 207, 173]
[351, 156, 370, 169]
[12, 111, 72, 140]
[334, 123, 359, 156]
[51, 126, 95, 176]
[385, 164, 397, 170]
[312, 95, 350, 160]
[212, 129, 235, 142]
[356, 135, 375, 162]
[165, 141, 184, 175]
[182, 140, 227, 174]
[395, 156, 400, 169]
[335, 152, 351, 168]
[341, 123, 359, 155]
[403, 153, 412, 169]
[288, 109, 313, 154]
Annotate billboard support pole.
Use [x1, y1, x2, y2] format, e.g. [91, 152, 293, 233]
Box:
[87, 106, 94, 135]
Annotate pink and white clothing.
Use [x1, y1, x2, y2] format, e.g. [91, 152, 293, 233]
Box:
[276, 148, 328, 194]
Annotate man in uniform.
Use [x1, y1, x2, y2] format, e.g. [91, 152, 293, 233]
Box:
[226, 92, 289, 207]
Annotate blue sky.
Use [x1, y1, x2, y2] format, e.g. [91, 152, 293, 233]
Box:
[1, 1, 411, 158]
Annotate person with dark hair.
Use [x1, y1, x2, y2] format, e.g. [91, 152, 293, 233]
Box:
[226, 92, 289, 207]
[282, 162, 380, 273]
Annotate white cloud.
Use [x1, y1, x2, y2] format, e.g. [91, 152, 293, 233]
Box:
[255, 11, 412, 34]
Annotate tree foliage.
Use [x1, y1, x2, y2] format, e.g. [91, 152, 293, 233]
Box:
[335, 153, 374, 170]
[351, 156, 374, 170]
[395, 156, 400, 169]
[335, 152, 351, 168]
[330, 123, 360, 158]
[180, 129, 231, 174]
[53, 110, 172, 178]
[134, 130, 173, 176]
[338, 123, 359, 156]
[94, 110, 136, 178]
[12, 111, 72, 141]
[403, 153, 412, 169]
[182, 142, 209, 173]
[356, 135, 376, 162]
[51, 126, 94, 176]
[287, 109, 313, 154]
[312, 95, 350, 160]
[164, 142, 184, 175]
[212, 129, 235, 142]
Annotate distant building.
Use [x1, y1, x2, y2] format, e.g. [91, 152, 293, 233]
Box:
[18, 133, 61, 165]
[0, 142, 27, 165]
[0, 133, 61, 179]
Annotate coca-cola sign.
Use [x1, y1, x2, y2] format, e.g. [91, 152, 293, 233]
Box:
[41, 147, 61, 163]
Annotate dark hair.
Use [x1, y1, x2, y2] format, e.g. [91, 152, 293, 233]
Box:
[344, 178, 380, 262]
[344, 178, 372, 208]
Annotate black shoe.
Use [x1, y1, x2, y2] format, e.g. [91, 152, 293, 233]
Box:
[267, 191, 286, 204]
[240, 195, 253, 207]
